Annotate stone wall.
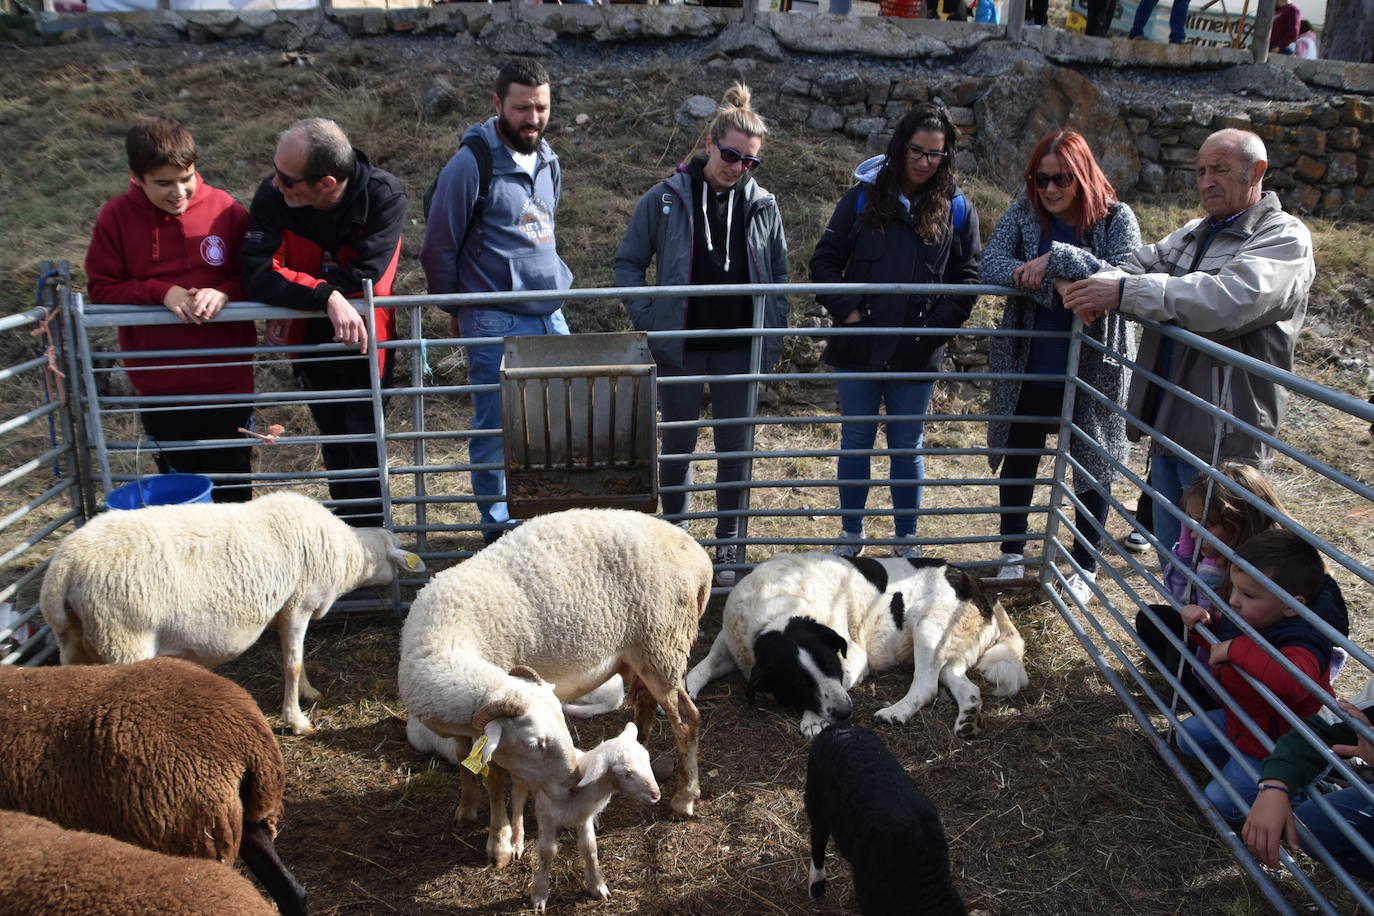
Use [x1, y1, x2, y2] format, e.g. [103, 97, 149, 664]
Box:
[36, 3, 1374, 216]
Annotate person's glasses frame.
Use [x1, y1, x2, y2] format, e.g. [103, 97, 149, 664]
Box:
[1033, 171, 1076, 190]
[274, 167, 319, 189]
[716, 144, 763, 171]
[905, 143, 949, 164]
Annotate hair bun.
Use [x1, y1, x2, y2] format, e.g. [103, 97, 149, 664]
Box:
[722, 83, 752, 112]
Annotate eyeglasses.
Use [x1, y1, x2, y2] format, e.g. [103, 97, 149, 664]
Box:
[274, 167, 318, 189]
[1033, 172, 1075, 190]
[905, 144, 949, 163]
[716, 144, 762, 171]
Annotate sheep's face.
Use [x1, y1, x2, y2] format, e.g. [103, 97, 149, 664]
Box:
[578, 723, 661, 806]
[486, 684, 579, 800]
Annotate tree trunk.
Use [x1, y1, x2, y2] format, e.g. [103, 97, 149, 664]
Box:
[1319, 0, 1374, 62]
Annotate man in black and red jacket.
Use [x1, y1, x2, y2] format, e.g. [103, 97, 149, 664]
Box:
[242, 117, 405, 526]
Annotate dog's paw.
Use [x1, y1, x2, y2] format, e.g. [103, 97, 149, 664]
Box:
[874, 704, 913, 725]
[799, 712, 828, 739]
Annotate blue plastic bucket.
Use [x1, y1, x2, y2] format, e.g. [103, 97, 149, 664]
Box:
[105, 474, 214, 510]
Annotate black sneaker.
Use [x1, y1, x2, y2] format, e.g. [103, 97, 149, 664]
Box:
[714, 545, 739, 587]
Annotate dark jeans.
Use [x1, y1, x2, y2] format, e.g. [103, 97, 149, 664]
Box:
[1024, 0, 1048, 24]
[1085, 0, 1116, 35]
[1130, 0, 1190, 42]
[659, 347, 753, 541]
[998, 383, 1109, 573]
[294, 319, 393, 527]
[1135, 603, 1224, 712]
[925, 0, 966, 19]
[141, 404, 254, 503]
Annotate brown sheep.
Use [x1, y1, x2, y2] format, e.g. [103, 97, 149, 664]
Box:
[0, 810, 277, 916]
[0, 657, 307, 916]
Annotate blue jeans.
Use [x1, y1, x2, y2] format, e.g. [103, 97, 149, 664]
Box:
[1295, 786, 1374, 879]
[836, 377, 935, 539]
[1150, 452, 1201, 569]
[1130, 0, 1190, 42]
[1178, 708, 1264, 822]
[458, 307, 570, 531]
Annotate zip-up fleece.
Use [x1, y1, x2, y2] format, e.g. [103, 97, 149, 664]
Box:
[241, 148, 403, 373]
[613, 163, 790, 374]
[1103, 191, 1314, 466]
[420, 118, 573, 317]
[85, 177, 255, 398]
[809, 155, 981, 372]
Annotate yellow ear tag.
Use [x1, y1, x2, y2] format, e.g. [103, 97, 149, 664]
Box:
[404, 553, 421, 570]
[461, 734, 490, 777]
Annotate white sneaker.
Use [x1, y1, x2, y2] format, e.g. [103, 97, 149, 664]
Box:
[714, 545, 739, 588]
[1122, 531, 1150, 553]
[996, 553, 1024, 579]
[1063, 570, 1096, 605]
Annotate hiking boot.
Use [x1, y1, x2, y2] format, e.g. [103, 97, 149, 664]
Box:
[996, 552, 1024, 579]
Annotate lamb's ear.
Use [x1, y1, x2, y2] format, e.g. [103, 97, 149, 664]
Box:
[577, 751, 610, 789]
[619, 721, 638, 742]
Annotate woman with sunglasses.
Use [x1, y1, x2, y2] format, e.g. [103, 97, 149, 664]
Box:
[613, 83, 789, 586]
[979, 130, 1141, 603]
[810, 102, 981, 559]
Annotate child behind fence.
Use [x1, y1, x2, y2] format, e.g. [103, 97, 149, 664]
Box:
[1135, 463, 1287, 708]
[1176, 528, 1349, 822]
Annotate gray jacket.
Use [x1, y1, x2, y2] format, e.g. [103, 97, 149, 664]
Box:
[420, 118, 573, 316]
[612, 165, 789, 373]
[1103, 191, 1314, 466]
[980, 195, 1141, 491]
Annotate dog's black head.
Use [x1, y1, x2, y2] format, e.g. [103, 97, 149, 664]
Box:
[746, 616, 853, 724]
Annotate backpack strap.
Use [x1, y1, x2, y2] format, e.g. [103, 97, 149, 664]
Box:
[423, 134, 493, 260]
[951, 192, 967, 230]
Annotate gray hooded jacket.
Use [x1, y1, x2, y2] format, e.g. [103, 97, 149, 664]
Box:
[613, 163, 789, 374]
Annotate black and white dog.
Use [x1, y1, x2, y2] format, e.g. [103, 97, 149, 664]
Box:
[686, 552, 1028, 737]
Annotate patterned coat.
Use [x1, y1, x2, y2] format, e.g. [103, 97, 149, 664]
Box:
[979, 194, 1141, 492]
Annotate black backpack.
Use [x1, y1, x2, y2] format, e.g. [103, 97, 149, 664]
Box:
[423, 134, 493, 256]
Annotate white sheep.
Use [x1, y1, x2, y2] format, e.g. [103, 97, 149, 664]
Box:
[399, 508, 712, 867]
[0, 810, 279, 916]
[511, 722, 661, 913]
[0, 657, 307, 916]
[40, 489, 424, 735]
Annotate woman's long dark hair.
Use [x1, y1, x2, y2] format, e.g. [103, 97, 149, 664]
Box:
[863, 103, 960, 244]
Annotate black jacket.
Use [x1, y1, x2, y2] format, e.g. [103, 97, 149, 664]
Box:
[809, 183, 981, 372]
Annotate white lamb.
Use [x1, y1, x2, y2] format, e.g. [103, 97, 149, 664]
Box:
[399, 508, 712, 867]
[40, 490, 424, 735]
[512, 722, 660, 913]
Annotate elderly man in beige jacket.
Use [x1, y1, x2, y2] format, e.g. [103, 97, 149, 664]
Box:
[1060, 128, 1315, 555]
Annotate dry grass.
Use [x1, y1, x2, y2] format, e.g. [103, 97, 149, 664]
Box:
[4, 35, 1374, 916]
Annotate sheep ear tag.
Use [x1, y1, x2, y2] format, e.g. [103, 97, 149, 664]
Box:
[461, 735, 491, 777]
[404, 553, 421, 570]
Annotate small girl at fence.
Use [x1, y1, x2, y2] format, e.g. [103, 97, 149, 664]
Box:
[1134, 462, 1286, 709]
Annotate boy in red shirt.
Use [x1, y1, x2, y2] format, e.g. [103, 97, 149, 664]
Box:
[85, 117, 257, 501]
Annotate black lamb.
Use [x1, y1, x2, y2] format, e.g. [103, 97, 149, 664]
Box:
[805, 724, 965, 915]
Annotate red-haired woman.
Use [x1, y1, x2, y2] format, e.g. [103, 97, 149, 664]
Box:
[979, 130, 1141, 604]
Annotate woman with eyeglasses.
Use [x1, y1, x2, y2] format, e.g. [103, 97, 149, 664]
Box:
[810, 102, 982, 559]
[979, 130, 1141, 604]
[613, 83, 789, 587]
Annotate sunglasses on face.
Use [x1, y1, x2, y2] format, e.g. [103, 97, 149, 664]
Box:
[905, 143, 949, 163]
[274, 167, 318, 189]
[1034, 172, 1075, 189]
[716, 144, 762, 171]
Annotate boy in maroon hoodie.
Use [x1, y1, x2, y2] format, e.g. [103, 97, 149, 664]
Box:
[85, 117, 257, 501]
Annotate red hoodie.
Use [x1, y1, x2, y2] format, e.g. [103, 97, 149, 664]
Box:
[85, 177, 256, 397]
